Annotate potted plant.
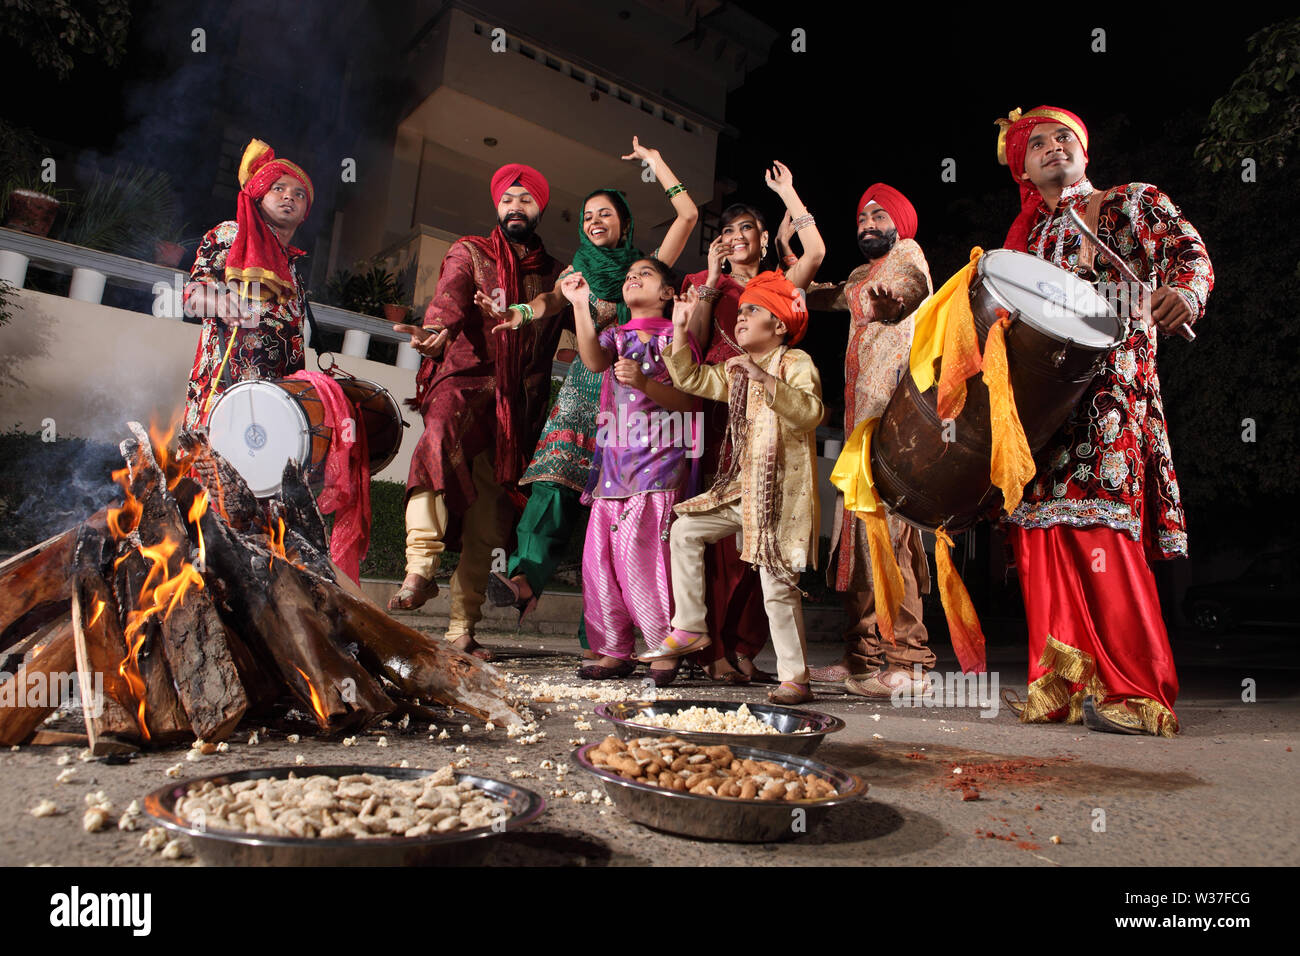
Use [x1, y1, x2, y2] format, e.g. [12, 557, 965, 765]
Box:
[152, 224, 193, 268]
[326, 262, 401, 318]
[2, 173, 67, 237]
[60, 163, 177, 258]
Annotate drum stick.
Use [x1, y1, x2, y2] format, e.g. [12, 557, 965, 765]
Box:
[1066, 207, 1195, 342]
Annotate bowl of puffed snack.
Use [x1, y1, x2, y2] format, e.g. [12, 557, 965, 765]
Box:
[595, 699, 845, 755]
[575, 735, 865, 842]
[142, 764, 545, 866]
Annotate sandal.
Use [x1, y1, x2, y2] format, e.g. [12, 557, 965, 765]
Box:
[735, 654, 777, 685]
[768, 681, 813, 705]
[387, 574, 438, 612]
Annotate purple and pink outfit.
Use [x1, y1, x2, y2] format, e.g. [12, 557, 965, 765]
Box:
[582, 318, 699, 660]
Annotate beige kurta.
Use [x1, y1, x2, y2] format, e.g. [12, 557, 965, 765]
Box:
[814, 239, 934, 593]
[664, 345, 824, 573]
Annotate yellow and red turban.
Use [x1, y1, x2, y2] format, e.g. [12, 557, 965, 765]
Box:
[225, 139, 314, 304]
[857, 183, 917, 240]
[995, 106, 1089, 251]
[739, 269, 808, 345]
[490, 163, 550, 211]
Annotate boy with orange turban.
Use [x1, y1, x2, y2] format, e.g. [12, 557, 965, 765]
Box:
[183, 138, 314, 428]
[992, 106, 1213, 736]
[652, 271, 825, 704]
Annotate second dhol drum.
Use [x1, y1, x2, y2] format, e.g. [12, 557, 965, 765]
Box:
[207, 376, 405, 497]
[871, 249, 1121, 532]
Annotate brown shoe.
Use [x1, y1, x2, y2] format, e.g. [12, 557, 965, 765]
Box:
[847, 669, 925, 700]
[808, 662, 878, 683]
[768, 681, 814, 706]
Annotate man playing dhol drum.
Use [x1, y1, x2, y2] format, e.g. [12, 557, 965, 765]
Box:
[390, 164, 564, 661]
[994, 106, 1213, 736]
[805, 184, 935, 699]
[183, 139, 313, 429]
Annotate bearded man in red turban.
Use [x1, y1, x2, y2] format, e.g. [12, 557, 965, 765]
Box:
[804, 183, 935, 698]
[390, 163, 563, 660]
[993, 106, 1214, 736]
[183, 139, 314, 428]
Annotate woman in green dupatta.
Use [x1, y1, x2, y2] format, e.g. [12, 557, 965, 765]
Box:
[481, 138, 698, 656]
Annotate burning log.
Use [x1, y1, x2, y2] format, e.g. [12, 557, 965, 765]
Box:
[0, 510, 105, 649]
[0, 620, 78, 745]
[71, 526, 141, 754]
[0, 417, 524, 748]
[119, 424, 248, 741]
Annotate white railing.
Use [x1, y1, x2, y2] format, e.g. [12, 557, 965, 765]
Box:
[0, 227, 421, 368]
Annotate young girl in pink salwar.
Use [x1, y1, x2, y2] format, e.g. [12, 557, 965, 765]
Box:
[561, 260, 698, 686]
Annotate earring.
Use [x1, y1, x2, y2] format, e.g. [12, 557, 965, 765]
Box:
[760, 239, 769, 259]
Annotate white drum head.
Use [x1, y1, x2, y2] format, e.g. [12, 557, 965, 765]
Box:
[979, 249, 1120, 348]
[207, 381, 311, 497]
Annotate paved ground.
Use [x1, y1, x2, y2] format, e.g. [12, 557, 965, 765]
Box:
[0, 619, 1295, 867]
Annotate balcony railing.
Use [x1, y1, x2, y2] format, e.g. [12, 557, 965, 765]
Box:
[0, 227, 420, 369]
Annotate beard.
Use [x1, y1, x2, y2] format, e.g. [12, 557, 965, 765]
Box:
[499, 212, 539, 243]
[857, 227, 897, 260]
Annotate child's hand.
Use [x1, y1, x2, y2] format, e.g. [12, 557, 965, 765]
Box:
[613, 357, 648, 391]
[560, 272, 589, 305]
[671, 286, 698, 334]
[725, 353, 770, 385]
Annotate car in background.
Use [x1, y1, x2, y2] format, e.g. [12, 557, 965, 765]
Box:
[1182, 549, 1299, 633]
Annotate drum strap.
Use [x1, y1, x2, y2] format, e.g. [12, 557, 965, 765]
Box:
[1076, 189, 1105, 275]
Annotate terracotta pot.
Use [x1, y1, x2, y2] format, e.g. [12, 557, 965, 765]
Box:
[382, 303, 410, 323]
[3, 190, 60, 237]
[153, 240, 187, 268]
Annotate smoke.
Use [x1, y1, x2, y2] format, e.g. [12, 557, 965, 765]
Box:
[0, 433, 122, 553]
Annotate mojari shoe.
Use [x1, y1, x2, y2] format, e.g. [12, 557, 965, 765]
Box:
[846, 669, 925, 700]
[1081, 696, 1146, 735]
[639, 629, 711, 662]
[768, 681, 814, 705]
[578, 659, 637, 681]
[648, 660, 682, 688]
[808, 661, 876, 684]
[486, 572, 539, 623]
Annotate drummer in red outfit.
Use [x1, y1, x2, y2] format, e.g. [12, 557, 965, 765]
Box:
[994, 106, 1213, 736]
[183, 139, 313, 429]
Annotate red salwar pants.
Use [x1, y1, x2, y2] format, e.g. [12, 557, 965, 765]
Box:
[1007, 524, 1179, 737]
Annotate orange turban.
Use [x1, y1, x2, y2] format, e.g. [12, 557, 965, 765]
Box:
[490, 163, 550, 211]
[995, 106, 1089, 251]
[739, 270, 808, 345]
[856, 183, 917, 240]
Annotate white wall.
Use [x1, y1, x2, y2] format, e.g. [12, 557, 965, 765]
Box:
[0, 290, 424, 485]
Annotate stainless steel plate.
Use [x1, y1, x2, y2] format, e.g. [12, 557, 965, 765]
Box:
[595, 699, 846, 756]
[575, 742, 866, 843]
[142, 764, 545, 866]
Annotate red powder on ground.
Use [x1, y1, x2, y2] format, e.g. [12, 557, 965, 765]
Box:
[905, 752, 927, 760]
[1017, 841, 1040, 851]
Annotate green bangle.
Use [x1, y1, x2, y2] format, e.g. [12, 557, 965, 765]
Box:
[664, 183, 687, 199]
[508, 303, 534, 326]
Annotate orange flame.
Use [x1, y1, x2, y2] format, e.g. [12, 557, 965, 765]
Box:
[267, 517, 289, 564]
[188, 491, 209, 572]
[293, 665, 330, 725]
[88, 598, 106, 629]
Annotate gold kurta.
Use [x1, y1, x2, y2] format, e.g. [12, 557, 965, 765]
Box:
[665, 345, 824, 572]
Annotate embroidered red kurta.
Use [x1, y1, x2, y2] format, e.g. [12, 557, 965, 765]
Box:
[183, 220, 306, 429]
[1006, 179, 1213, 558]
[406, 235, 563, 549]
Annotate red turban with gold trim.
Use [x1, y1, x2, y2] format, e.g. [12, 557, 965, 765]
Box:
[995, 106, 1089, 252]
[224, 139, 314, 304]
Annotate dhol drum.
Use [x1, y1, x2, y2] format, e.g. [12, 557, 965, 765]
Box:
[207, 375, 406, 497]
[870, 249, 1122, 532]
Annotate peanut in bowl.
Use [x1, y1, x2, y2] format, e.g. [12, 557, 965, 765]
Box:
[574, 736, 867, 842]
[595, 699, 846, 756]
